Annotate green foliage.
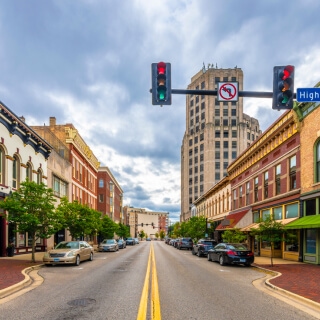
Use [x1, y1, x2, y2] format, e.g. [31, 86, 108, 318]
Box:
[138, 229, 146, 239]
[99, 215, 117, 239]
[155, 232, 159, 238]
[250, 216, 288, 266]
[171, 217, 208, 242]
[0, 180, 60, 262]
[57, 197, 101, 239]
[116, 223, 130, 238]
[221, 229, 247, 243]
[159, 230, 165, 240]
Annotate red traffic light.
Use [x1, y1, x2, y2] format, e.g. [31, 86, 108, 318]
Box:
[273, 65, 295, 110]
[157, 62, 166, 75]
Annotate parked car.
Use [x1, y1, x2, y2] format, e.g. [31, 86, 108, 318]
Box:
[117, 239, 126, 249]
[98, 239, 119, 252]
[165, 238, 171, 244]
[192, 239, 217, 257]
[207, 243, 254, 266]
[43, 241, 93, 266]
[134, 238, 139, 244]
[176, 237, 193, 250]
[146, 238, 151, 241]
[126, 237, 135, 245]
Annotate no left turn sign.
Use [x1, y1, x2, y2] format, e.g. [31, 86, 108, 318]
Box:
[218, 82, 238, 101]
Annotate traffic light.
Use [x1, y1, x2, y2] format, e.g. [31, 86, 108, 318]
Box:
[141, 223, 143, 227]
[151, 222, 154, 227]
[273, 65, 295, 110]
[151, 62, 172, 105]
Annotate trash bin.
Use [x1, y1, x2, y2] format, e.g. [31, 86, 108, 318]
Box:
[6, 245, 15, 257]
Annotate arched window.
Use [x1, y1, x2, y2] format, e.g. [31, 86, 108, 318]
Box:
[12, 155, 20, 189]
[26, 162, 33, 181]
[37, 168, 43, 184]
[0, 147, 4, 185]
[316, 140, 320, 183]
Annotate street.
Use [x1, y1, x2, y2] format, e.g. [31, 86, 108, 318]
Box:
[0, 241, 318, 320]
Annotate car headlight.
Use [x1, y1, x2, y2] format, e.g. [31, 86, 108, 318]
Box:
[67, 251, 76, 257]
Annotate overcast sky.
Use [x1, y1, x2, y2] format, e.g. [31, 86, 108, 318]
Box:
[1, 1, 320, 222]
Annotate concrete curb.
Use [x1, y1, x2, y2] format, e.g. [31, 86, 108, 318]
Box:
[0, 264, 43, 299]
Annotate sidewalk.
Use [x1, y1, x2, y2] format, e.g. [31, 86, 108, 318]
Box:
[1, 253, 320, 307]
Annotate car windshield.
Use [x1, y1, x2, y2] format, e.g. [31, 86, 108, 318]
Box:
[203, 241, 215, 245]
[228, 244, 248, 250]
[55, 242, 79, 249]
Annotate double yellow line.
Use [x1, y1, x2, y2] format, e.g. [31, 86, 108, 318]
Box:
[137, 243, 161, 320]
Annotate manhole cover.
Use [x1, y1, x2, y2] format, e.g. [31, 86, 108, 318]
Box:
[67, 298, 96, 307]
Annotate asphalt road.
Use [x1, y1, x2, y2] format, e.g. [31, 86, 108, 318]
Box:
[0, 241, 317, 320]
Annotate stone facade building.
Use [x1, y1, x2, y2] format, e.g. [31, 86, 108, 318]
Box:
[181, 66, 261, 222]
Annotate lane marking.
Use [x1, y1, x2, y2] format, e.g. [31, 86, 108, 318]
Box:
[137, 243, 161, 320]
[151, 244, 161, 319]
[137, 245, 152, 320]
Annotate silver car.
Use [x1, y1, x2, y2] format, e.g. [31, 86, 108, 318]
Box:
[98, 239, 119, 252]
[43, 241, 94, 266]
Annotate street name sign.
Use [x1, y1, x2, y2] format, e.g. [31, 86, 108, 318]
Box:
[297, 88, 320, 102]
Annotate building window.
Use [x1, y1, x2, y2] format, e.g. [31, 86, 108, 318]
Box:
[215, 109, 220, 116]
[289, 155, 296, 190]
[239, 186, 243, 207]
[99, 179, 104, 188]
[223, 131, 228, 138]
[223, 162, 228, 170]
[275, 164, 281, 195]
[26, 162, 32, 181]
[189, 139, 193, 146]
[231, 119, 237, 126]
[232, 141, 237, 148]
[12, 155, 20, 189]
[99, 194, 104, 203]
[223, 119, 228, 126]
[254, 177, 259, 202]
[231, 109, 237, 116]
[232, 151, 237, 159]
[316, 141, 320, 182]
[273, 207, 282, 220]
[223, 109, 228, 116]
[37, 169, 43, 184]
[215, 162, 220, 169]
[263, 171, 268, 199]
[285, 203, 299, 218]
[246, 182, 250, 205]
[232, 131, 237, 138]
[0, 148, 4, 185]
[215, 172, 220, 181]
[233, 189, 237, 209]
[215, 131, 220, 138]
[200, 143, 204, 151]
[223, 151, 228, 159]
[53, 175, 68, 198]
[215, 119, 220, 126]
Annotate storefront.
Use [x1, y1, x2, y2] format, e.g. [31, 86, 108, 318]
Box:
[286, 215, 320, 264]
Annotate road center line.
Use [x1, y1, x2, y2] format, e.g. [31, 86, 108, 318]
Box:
[137, 243, 161, 320]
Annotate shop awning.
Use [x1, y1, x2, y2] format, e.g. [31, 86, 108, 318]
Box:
[285, 215, 320, 229]
[241, 218, 298, 232]
[215, 209, 249, 230]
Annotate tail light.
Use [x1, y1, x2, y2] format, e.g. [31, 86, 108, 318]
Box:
[226, 250, 237, 255]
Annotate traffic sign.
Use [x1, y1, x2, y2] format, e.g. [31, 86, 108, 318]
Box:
[218, 82, 238, 101]
[297, 88, 320, 102]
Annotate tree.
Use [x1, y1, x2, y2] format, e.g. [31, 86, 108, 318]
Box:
[159, 230, 165, 240]
[57, 198, 101, 240]
[0, 180, 61, 262]
[186, 216, 207, 242]
[99, 215, 117, 239]
[251, 216, 287, 267]
[138, 229, 145, 240]
[221, 229, 247, 243]
[116, 223, 130, 239]
[155, 232, 159, 239]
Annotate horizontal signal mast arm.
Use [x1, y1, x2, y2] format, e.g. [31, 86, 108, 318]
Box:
[150, 89, 297, 99]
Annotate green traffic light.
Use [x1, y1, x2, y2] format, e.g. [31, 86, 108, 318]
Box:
[158, 87, 166, 101]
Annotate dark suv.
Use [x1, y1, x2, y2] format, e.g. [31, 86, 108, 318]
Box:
[192, 239, 217, 257]
[176, 238, 193, 250]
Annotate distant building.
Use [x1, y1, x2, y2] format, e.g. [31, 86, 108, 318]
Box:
[181, 66, 261, 222]
[97, 166, 123, 223]
[124, 206, 169, 239]
[31, 117, 100, 209]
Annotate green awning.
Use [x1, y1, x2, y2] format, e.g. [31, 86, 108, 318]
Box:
[285, 215, 320, 229]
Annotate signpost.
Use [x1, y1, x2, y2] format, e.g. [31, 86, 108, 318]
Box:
[218, 82, 238, 101]
[296, 88, 320, 102]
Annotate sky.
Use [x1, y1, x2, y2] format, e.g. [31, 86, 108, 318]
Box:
[1, 0, 320, 223]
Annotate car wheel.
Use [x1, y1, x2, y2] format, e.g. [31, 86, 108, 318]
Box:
[245, 262, 251, 267]
[207, 254, 211, 261]
[197, 251, 201, 257]
[75, 255, 80, 266]
[89, 252, 93, 261]
[219, 255, 225, 266]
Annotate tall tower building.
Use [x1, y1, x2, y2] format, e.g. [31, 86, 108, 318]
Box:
[180, 66, 261, 222]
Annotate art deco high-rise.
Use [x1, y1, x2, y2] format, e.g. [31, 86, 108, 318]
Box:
[181, 66, 261, 222]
